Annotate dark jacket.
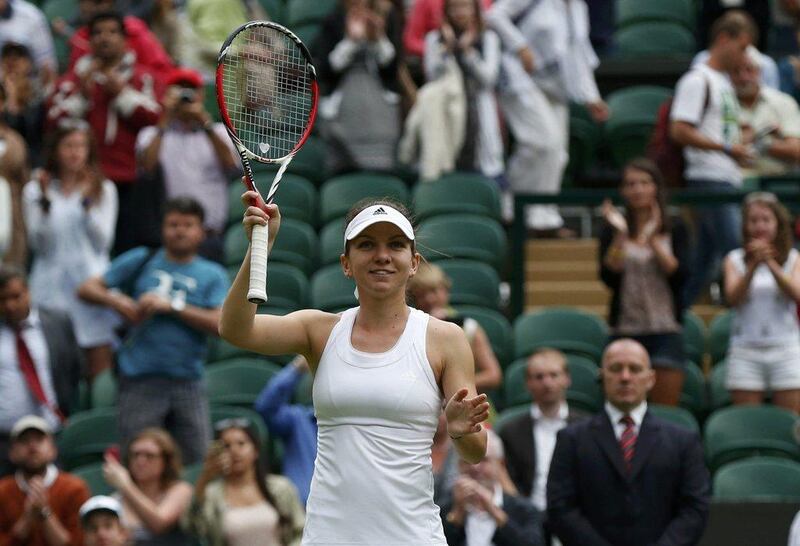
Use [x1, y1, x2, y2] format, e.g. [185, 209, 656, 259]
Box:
[441, 492, 545, 546]
[38, 307, 83, 417]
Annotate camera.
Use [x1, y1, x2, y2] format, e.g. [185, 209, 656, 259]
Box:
[178, 88, 197, 103]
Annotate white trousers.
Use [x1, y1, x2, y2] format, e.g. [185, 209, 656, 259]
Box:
[500, 75, 569, 230]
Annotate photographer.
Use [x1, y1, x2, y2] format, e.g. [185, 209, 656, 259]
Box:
[136, 67, 241, 263]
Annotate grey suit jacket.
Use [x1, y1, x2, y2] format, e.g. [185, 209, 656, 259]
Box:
[37, 306, 83, 417]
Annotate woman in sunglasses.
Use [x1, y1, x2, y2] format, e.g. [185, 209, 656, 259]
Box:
[186, 419, 305, 546]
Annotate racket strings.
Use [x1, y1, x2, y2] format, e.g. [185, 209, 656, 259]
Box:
[221, 26, 313, 161]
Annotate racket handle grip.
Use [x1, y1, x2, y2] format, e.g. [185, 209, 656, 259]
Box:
[247, 223, 269, 304]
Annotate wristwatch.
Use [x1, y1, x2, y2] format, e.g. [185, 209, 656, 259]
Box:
[171, 298, 186, 313]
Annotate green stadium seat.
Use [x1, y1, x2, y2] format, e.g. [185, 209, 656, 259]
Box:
[604, 86, 673, 167]
[72, 462, 113, 496]
[417, 214, 507, 271]
[412, 172, 502, 221]
[513, 307, 608, 361]
[208, 336, 252, 363]
[258, 0, 284, 22]
[452, 305, 513, 368]
[206, 358, 282, 407]
[709, 360, 731, 410]
[319, 172, 409, 225]
[227, 174, 317, 227]
[682, 310, 706, 365]
[503, 355, 602, 412]
[437, 260, 501, 309]
[493, 405, 529, 433]
[43, 0, 76, 71]
[290, 135, 328, 183]
[565, 117, 602, 184]
[90, 369, 117, 409]
[713, 457, 800, 502]
[310, 263, 357, 312]
[204, 83, 220, 122]
[225, 219, 317, 274]
[614, 22, 696, 58]
[703, 405, 800, 471]
[319, 218, 346, 266]
[255, 263, 309, 311]
[286, 0, 338, 26]
[648, 404, 700, 432]
[680, 360, 707, 418]
[182, 462, 204, 485]
[58, 408, 119, 470]
[294, 371, 314, 406]
[294, 23, 324, 51]
[708, 311, 731, 365]
[616, 0, 695, 31]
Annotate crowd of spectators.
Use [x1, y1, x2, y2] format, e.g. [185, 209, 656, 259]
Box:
[1, 0, 800, 544]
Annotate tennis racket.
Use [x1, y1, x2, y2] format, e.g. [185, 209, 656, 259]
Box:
[216, 21, 318, 304]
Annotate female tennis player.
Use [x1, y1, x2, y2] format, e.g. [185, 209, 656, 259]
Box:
[220, 193, 489, 545]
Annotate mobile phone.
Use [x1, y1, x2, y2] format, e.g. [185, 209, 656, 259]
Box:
[104, 445, 121, 462]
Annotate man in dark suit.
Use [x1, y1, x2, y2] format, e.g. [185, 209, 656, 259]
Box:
[499, 348, 587, 507]
[547, 339, 710, 546]
[441, 430, 544, 546]
[0, 266, 83, 476]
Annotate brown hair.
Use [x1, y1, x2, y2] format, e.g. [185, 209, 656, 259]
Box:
[742, 192, 793, 266]
[42, 123, 105, 201]
[443, 0, 485, 33]
[620, 157, 672, 237]
[526, 348, 569, 376]
[408, 262, 451, 293]
[710, 9, 757, 44]
[343, 197, 416, 255]
[126, 428, 183, 489]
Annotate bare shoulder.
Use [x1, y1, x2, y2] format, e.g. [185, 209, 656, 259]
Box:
[426, 316, 471, 379]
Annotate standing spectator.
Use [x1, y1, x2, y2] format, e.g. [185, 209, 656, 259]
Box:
[408, 262, 502, 392]
[1, 42, 46, 165]
[0, 0, 56, 86]
[177, 0, 249, 80]
[440, 429, 544, 546]
[671, 10, 755, 306]
[77, 197, 228, 465]
[314, 0, 403, 173]
[0, 415, 90, 545]
[102, 428, 194, 545]
[137, 67, 241, 264]
[80, 496, 129, 546]
[600, 158, 690, 406]
[734, 47, 800, 177]
[254, 356, 316, 506]
[700, 0, 770, 52]
[0, 266, 83, 476]
[48, 11, 162, 254]
[547, 339, 710, 546]
[187, 419, 305, 546]
[416, 0, 503, 179]
[488, 0, 608, 237]
[499, 349, 586, 510]
[23, 123, 119, 381]
[0, 81, 29, 268]
[147, 0, 181, 62]
[723, 192, 800, 414]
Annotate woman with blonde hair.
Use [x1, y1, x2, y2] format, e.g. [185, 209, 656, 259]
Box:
[723, 192, 800, 413]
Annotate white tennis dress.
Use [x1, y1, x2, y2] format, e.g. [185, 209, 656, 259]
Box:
[302, 306, 447, 546]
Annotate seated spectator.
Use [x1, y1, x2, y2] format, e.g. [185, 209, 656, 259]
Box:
[187, 419, 305, 546]
[0, 415, 90, 545]
[440, 429, 544, 546]
[137, 67, 241, 264]
[723, 192, 800, 413]
[408, 263, 502, 392]
[60, 0, 174, 85]
[102, 428, 194, 545]
[600, 158, 690, 406]
[314, 0, 403, 173]
[0, 81, 29, 268]
[80, 495, 129, 546]
[254, 356, 316, 506]
[177, 0, 250, 80]
[48, 11, 163, 254]
[23, 122, 119, 381]
[0, 266, 83, 476]
[0, 0, 56, 86]
[547, 339, 710, 546]
[734, 47, 800, 177]
[1, 42, 46, 165]
[499, 349, 587, 514]
[401, 0, 502, 181]
[78, 197, 229, 465]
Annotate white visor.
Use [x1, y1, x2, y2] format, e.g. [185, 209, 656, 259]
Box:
[343, 205, 415, 250]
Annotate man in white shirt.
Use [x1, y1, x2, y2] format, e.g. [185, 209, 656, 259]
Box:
[547, 339, 710, 546]
[670, 10, 755, 306]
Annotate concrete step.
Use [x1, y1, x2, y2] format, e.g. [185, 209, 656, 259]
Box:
[525, 280, 611, 307]
[526, 239, 598, 262]
[526, 304, 609, 320]
[526, 261, 599, 282]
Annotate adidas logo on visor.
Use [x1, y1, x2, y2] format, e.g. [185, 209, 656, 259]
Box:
[373, 207, 388, 215]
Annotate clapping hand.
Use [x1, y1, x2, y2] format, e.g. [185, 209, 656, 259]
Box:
[602, 199, 628, 235]
[745, 239, 776, 265]
[445, 388, 489, 439]
[640, 203, 662, 242]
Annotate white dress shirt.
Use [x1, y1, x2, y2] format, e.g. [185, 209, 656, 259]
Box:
[465, 483, 504, 546]
[604, 401, 648, 440]
[530, 402, 569, 511]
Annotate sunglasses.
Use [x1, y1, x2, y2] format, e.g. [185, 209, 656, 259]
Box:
[213, 417, 252, 433]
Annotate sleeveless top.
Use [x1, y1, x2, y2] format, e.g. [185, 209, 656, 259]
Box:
[302, 307, 447, 546]
[729, 248, 800, 347]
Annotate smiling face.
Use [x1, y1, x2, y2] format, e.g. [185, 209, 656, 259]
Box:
[745, 202, 778, 243]
[341, 222, 420, 299]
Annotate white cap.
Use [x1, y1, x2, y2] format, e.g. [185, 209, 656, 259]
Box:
[343, 205, 414, 250]
[79, 496, 123, 521]
[10, 415, 52, 441]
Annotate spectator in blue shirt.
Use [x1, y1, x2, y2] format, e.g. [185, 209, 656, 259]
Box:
[78, 197, 229, 464]
[254, 355, 317, 505]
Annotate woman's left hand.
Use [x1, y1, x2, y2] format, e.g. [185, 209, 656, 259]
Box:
[103, 455, 133, 491]
[445, 388, 489, 439]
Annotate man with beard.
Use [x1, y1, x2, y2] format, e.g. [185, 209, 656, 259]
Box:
[0, 415, 90, 545]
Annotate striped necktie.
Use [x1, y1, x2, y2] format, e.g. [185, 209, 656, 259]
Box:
[619, 414, 636, 472]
